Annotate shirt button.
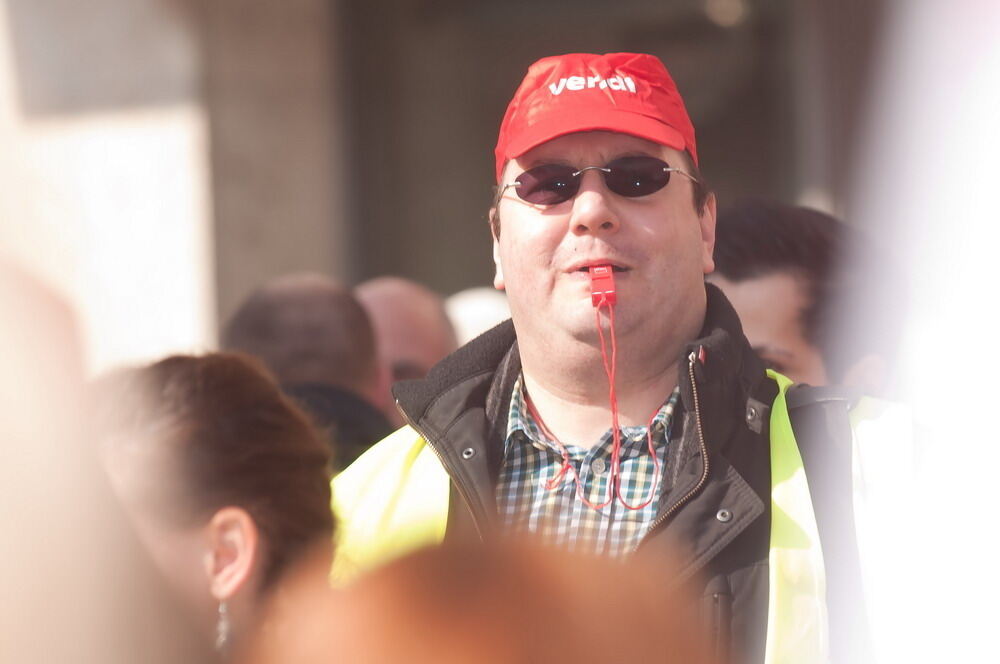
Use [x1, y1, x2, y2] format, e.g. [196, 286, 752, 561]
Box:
[591, 458, 607, 475]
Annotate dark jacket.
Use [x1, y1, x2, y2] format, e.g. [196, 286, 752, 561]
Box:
[392, 285, 778, 663]
[283, 382, 393, 471]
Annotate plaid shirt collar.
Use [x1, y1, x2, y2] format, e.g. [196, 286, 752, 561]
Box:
[504, 374, 678, 457]
[497, 373, 681, 557]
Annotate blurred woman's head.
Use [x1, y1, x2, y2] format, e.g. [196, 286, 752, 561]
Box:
[94, 353, 334, 650]
[244, 539, 717, 664]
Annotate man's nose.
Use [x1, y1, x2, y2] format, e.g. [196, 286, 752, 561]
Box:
[568, 171, 620, 236]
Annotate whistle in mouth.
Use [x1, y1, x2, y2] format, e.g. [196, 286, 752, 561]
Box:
[589, 265, 617, 306]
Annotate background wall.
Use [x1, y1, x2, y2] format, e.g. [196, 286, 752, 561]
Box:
[0, 0, 882, 372]
[0, 0, 214, 373]
[204, 0, 352, 325]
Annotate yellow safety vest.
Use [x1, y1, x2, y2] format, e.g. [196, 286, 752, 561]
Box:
[332, 426, 451, 583]
[765, 370, 828, 664]
[332, 372, 830, 664]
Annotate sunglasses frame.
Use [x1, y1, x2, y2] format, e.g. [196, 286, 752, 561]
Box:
[498, 156, 700, 206]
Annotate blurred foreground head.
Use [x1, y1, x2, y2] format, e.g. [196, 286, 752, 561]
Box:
[1, 262, 212, 664]
[95, 353, 334, 651]
[710, 200, 898, 392]
[243, 540, 717, 664]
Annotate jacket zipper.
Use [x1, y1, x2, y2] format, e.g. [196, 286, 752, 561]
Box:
[639, 350, 710, 543]
[394, 400, 487, 543]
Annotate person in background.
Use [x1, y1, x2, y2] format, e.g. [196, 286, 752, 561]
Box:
[709, 200, 894, 393]
[355, 276, 458, 424]
[94, 353, 334, 654]
[445, 286, 511, 345]
[711, 200, 907, 661]
[222, 273, 392, 469]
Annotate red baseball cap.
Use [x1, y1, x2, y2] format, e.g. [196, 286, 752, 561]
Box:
[494, 52, 698, 182]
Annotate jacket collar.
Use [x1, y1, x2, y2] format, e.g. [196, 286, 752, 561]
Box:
[393, 316, 518, 432]
[680, 284, 773, 457]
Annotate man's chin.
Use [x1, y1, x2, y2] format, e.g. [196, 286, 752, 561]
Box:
[560, 304, 624, 344]
[511, 296, 633, 345]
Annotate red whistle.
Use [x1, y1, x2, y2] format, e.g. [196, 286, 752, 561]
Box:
[589, 265, 616, 306]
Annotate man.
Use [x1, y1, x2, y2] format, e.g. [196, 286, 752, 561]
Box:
[710, 200, 892, 393]
[335, 54, 847, 664]
[223, 273, 392, 470]
[355, 276, 458, 425]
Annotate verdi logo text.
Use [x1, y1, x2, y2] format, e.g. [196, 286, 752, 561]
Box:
[548, 75, 638, 95]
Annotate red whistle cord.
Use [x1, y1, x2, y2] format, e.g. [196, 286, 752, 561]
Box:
[528, 293, 661, 512]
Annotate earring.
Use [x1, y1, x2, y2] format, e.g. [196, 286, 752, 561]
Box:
[215, 601, 230, 651]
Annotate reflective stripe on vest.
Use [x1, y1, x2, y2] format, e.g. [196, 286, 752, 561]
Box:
[765, 370, 829, 664]
[332, 375, 831, 663]
[331, 426, 450, 584]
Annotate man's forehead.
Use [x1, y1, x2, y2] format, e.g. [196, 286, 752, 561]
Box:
[503, 130, 683, 173]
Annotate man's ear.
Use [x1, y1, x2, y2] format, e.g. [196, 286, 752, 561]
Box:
[700, 192, 718, 275]
[491, 212, 505, 291]
[488, 206, 500, 240]
[203, 507, 260, 602]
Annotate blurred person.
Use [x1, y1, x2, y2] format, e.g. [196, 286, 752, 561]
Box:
[709, 200, 893, 392]
[833, 5, 1000, 661]
[334, 53, 873, 663]
[445, 286, 511, 345]
[94, 353, 335, 655]
[244, 540, 718, 664]
[222, 273, 392, 469]
[355, 276, 458, 424]
[0, 261, 212, 664]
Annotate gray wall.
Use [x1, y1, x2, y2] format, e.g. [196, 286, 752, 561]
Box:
[204, 0, 353, 326]
[3, 0, 885, 345]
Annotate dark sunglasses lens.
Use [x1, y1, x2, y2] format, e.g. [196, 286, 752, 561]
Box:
[514, 164, 579, 204]
[605, 156, 670, 197]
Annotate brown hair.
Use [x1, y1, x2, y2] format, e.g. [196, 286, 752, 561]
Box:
[95, 353, 334, 590]
[712, 199, 900, 382]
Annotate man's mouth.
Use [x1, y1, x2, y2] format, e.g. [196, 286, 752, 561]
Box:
[570, 263, 630, 274]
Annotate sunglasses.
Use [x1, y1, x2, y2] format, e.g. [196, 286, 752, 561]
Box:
[500, 156, 699, 206]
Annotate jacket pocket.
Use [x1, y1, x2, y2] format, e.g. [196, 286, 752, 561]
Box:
[702, 576, 732, 663]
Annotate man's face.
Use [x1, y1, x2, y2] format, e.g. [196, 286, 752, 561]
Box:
[492, 131, 716, 345]
[709, 272, 829, 385]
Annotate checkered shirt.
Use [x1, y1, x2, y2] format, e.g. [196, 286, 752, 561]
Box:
[496, 375, 681, 557]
